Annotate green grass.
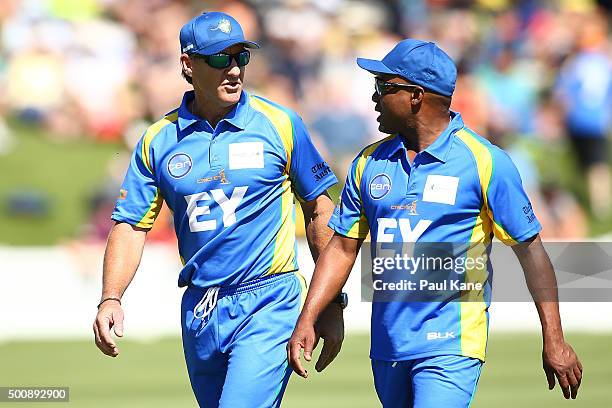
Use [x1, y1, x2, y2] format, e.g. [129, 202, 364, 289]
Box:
[522, 136, 612, 231]
[0, 124, 121, 245]
[0, 333, 609, 407]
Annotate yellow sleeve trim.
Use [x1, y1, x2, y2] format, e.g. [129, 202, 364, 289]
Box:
[345, 217, 369, 239]
[491, 220, 518, 245]
[136, 188, 163, 229]
[141, 110, 179, 174]
[249, 96, 294, 174]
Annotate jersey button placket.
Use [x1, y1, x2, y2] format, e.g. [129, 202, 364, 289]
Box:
[408, 157, 421, 196]
[404, 152, 418, 197]
[209, 135, 224, 171]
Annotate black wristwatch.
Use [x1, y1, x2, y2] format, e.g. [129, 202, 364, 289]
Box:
[332, 292, 348, 309]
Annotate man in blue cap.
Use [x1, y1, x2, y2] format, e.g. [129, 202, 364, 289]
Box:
[93, 12, 345, 407]
[288, 39, 582, 406]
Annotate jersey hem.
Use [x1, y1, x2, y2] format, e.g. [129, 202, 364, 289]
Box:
[328, 221, 368, 239]
[110, 214, 153, 230]
[369, 348, 485, 362]
[507, 225, 542, 244]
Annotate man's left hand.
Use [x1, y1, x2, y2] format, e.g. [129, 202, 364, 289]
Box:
[313, 303, 344, 372]
[543, 340, 583, 399]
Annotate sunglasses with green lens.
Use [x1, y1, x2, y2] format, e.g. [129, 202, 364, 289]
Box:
[195, 50, 251, 69]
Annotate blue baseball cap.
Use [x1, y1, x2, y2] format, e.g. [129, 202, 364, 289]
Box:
[179, 12, 260, 56]
[357, 39, 457, 97]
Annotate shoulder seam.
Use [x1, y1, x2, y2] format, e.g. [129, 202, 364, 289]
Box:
[358, 134, 396, 159]
[249, 96, 294, 174]
[455, 128, 495, 221]
[141, 109, 179, 174]
[456, 129, 521, 244]
[355, 134, 396, 180]
[250, 94, 294, 113]
[354, 134, 396, 200]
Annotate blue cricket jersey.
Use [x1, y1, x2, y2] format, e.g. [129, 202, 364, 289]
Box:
[329, 112, 541, 361]
[112, 90, 337, 288]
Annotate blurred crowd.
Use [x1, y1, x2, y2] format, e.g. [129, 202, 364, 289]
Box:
[1, 0, 611, 243]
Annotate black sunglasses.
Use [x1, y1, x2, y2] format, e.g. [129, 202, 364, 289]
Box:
[375, 78, 424, 96]
[193, 50, 250, 69]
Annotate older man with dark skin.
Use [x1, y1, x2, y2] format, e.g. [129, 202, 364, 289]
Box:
[93, 12, 343, 408]
[288, 39, 582, 407]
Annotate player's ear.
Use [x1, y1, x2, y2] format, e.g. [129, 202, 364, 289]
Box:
[180, 53, 193, 77]
[410, 88, 424, 106]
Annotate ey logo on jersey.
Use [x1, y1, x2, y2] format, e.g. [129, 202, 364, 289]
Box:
[369, 174, 392, 200]
[377, 218, 432, 242]
[185, 186, 248, 232]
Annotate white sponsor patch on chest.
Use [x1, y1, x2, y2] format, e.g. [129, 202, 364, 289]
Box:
[228, 142, 264, 169]
[422, 175, 459, 205]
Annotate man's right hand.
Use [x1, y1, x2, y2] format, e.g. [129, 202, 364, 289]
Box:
[287, 317, 319, 378]
[93, 300, 124, 357]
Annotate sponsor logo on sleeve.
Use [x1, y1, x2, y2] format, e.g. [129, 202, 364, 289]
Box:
[523, 202, 536, 223]
[311, 161, 332, 182]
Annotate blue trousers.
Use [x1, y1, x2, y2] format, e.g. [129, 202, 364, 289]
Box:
[181, 272, 304, 408]
[372, 355, 483, 408]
